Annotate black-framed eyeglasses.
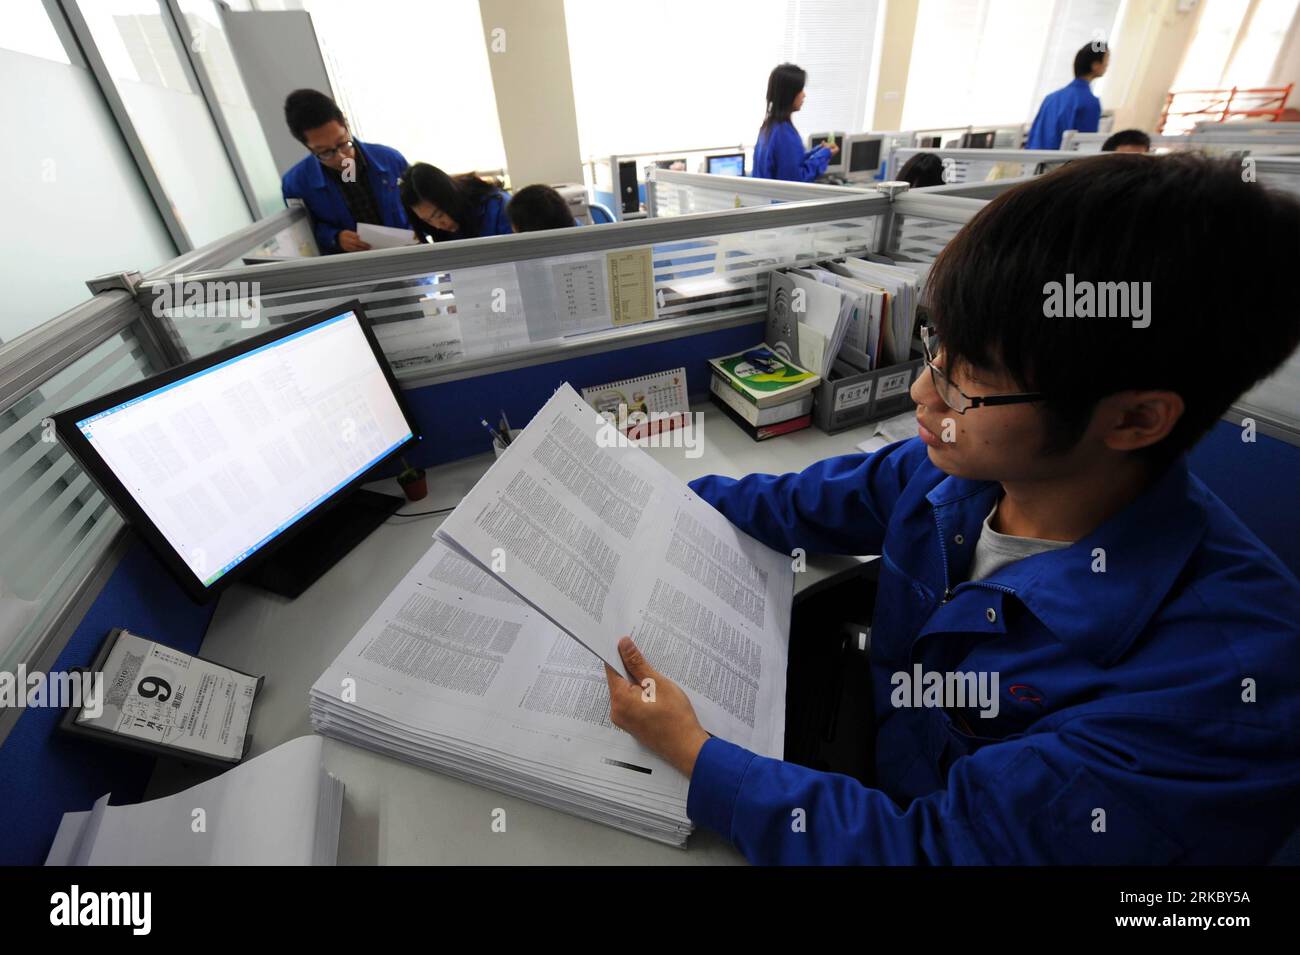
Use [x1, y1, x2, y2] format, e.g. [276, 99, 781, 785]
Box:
[313, 140, 355, 162]
[919, 323, 1045, 414]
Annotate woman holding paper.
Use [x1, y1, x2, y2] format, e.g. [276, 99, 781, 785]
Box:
[752, 64, 836, 183]
[398, 163, 513, 242]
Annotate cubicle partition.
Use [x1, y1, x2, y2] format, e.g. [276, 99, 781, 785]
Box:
[135, 194, 895, 438]
[885, 147, 1077, 183]
[646, 168, 873, 216]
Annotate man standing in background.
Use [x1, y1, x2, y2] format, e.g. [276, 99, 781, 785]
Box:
[280, 89, 410, 254]
[1026, 43, 1108, 150]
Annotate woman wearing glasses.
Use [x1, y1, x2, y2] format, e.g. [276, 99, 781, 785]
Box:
[602, 153, 1300, 866]
[280, 89, 411, 255]
[398, 163, 513, 243]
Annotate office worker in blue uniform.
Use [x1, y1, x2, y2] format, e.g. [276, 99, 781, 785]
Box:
[398, 162, 512, 242]
[1026, 42, 1108, 150]
[280, 89, 410, 254]
[752, 63, 837, 182]
[603, 153, 1300, 865]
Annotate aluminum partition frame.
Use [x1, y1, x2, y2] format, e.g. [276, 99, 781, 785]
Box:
[136, 194, 894, 300]
[646, 168, 876, 214]
[0, 290, 159, 744]
[649, 167, 1032, 207]
[141, 206, 311, 281]
[134, 193, 897, 387]
[887, 147, 1079, 179]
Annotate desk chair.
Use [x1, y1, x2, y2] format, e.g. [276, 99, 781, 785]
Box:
[589, 202, 615, 224]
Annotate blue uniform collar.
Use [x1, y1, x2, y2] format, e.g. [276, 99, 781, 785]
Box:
[297, 139, 380, 193]
[924, 459, 1207, 667]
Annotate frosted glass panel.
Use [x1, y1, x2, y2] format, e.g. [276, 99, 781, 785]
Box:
[0, 49, 175, 343]
[75, 0, 253, 246]
[180, 0, 283, 217]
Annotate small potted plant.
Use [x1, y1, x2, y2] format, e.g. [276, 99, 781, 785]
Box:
[396, 456, 427, 502]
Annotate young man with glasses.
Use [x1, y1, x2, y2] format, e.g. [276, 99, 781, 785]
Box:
[603, 153, 1300, 864]
[280, 89, 410, 254]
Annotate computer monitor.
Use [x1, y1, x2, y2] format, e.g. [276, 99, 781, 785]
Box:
[960, 131, 996, 149]
[919, 135, 942, 149]
[54, 301, 419, 602]
[843, 134, 883, 181]
[808, 132, 845, 175]
[706, 153, 745, 177]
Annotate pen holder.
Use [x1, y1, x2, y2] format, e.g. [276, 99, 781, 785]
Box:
[491, 429, 520, 459]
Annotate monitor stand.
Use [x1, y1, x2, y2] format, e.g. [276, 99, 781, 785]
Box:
[245, 488, 404, 599]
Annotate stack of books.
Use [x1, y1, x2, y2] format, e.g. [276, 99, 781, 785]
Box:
[708, 346, 820, 440]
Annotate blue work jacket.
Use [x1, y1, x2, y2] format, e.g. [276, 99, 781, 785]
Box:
[281, 140, 410, 253]
[752, 121, 832, 182]
[1026, 78, 1102, 150]
[686, 437, 1300, 864]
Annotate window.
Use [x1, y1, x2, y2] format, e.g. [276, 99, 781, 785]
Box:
[565, 0, 880, 157]
[2, 0, 72, 63]
[299, 0, 508, 175]
[74, 0, 254, 246]
[1174, 0, 1300, 90]
[901, 0, 1123, 130]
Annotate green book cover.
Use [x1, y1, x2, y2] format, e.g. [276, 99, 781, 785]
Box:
[709, 346, 819, 407]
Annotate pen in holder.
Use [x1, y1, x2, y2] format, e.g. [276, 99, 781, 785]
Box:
[492, 429, 520, 459]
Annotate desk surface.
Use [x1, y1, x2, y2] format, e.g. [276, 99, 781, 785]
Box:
[148, 402, 892, 864]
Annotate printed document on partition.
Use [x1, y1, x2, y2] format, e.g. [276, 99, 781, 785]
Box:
[436, 383, 793, 748]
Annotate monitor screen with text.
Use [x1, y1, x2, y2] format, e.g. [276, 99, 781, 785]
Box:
[74, 310, 413, 589]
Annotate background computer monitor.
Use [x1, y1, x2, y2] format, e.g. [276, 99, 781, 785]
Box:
[960, 131, 996, 149]
[706, 153, 745, 177]
[919, 135, 942, 148]
[843, 135, 883, 181]
[808, 132, 846, 174]
[54, 301, 419, 602]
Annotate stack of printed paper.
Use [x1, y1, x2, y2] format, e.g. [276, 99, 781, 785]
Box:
[311, 383, 794, 845]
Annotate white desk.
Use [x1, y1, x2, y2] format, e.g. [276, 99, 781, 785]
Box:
[147, 401, 890, 864]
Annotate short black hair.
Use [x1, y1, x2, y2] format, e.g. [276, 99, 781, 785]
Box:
[284, 89, 344, 143]
[507, 185, 576, 232]
[1073, 41, 1107, 78]
[925, 153, 1300, 466]
[898, 153, 946, 189]
[1102, 129, 1152, 151]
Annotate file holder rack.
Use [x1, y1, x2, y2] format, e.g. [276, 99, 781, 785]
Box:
[812, 346, 924, 434]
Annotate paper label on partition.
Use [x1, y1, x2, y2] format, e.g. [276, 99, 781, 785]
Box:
[607, 247, 657, 325]
[876, 369, 913, 400]
[77, 630, 256, 761]
[834, 380, 873, 411]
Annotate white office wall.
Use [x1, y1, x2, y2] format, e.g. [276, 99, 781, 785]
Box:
[0, 45, 176, 343]
[297, 0, 508, 174]
[564, 0, 880, 157]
